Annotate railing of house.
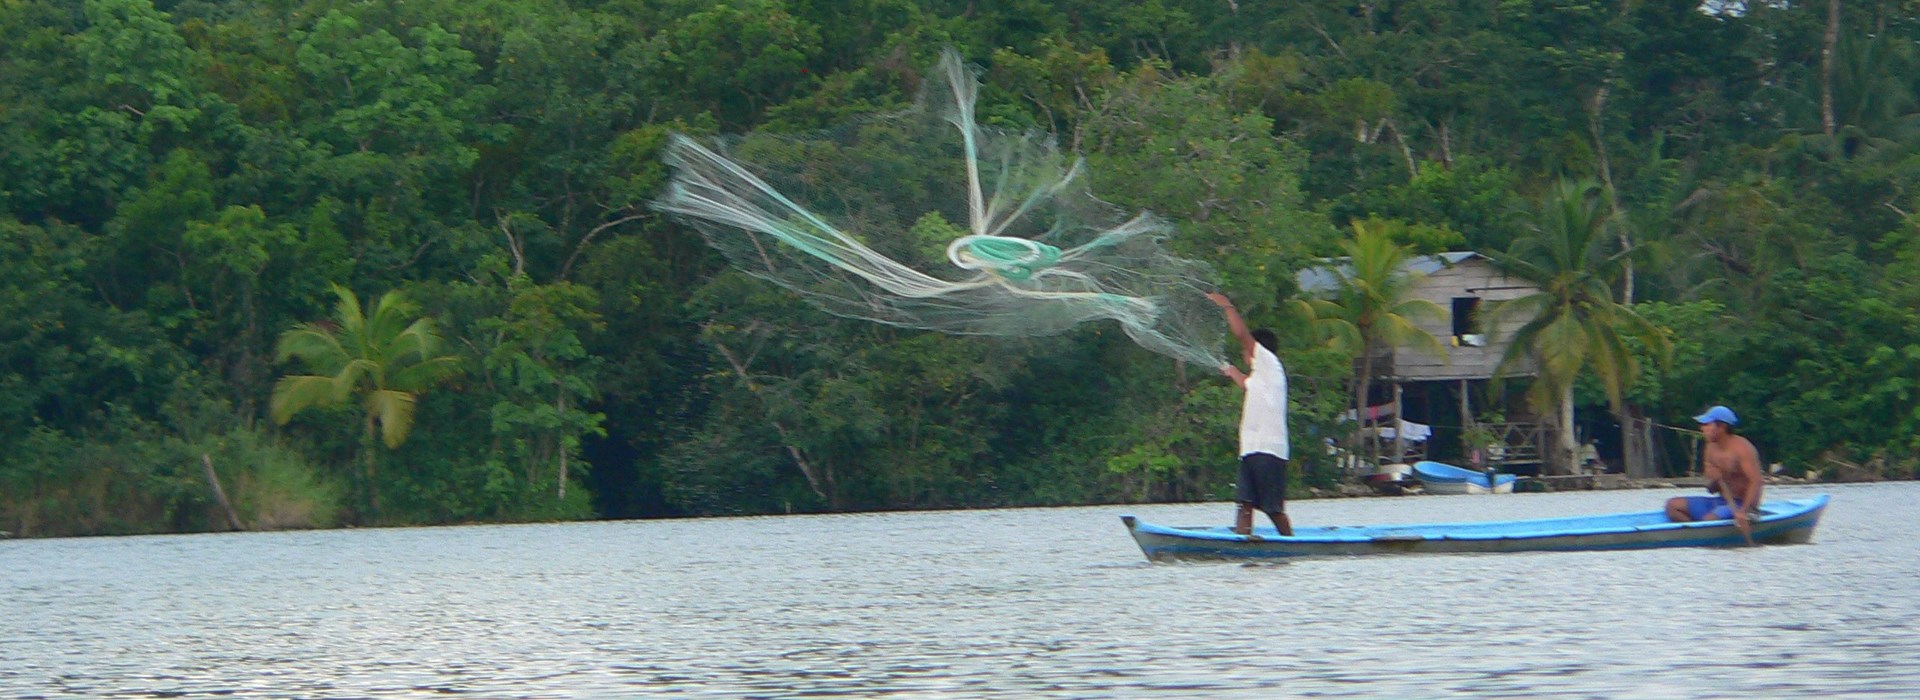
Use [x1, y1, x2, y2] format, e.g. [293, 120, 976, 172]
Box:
[1485, 422, 1545, 468]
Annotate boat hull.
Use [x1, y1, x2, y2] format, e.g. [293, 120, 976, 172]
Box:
[1120, 495, 1828, 562]
[1412, 460, 1516, 494]
[1421, 479, 1515, 495]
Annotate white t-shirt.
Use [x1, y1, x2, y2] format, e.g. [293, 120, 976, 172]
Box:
[1239, 345, 1290, 459]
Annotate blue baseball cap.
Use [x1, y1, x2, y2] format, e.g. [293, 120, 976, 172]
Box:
[1694, 405, 1738, 426]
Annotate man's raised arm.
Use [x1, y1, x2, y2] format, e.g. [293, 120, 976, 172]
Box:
[1205, 292, 1257, 364]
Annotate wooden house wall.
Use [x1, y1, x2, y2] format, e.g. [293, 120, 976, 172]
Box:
[1383, 257, 1539, 381]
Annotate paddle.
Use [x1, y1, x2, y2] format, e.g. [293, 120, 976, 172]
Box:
[1720, 482, 1754, 547]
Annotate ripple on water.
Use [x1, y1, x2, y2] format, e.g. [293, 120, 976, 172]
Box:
[3, 483, 1919, 697]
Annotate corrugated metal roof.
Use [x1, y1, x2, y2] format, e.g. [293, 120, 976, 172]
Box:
[1296, 251, 1484, 294]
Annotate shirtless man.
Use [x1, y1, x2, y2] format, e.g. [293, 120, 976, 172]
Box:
[1665, 405, 1763, 531]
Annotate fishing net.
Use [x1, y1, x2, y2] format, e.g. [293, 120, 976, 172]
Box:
[656, 50, 1226, 368]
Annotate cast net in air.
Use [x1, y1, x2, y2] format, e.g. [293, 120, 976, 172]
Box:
[655, 50, 1226, 368]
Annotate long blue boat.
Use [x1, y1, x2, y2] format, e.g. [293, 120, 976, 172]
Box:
[1119, 495, 1829, 561]
[1412, 460, 1516, 494]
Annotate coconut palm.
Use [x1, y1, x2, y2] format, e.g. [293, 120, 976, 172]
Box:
[1488, 179, 1672, 474]
[1795, 31, 1920, 162]
[1298, 221, 1446, 463]
[271, 284, 462, 518]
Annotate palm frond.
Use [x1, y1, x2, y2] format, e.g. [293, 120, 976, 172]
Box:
[275, 326, 350, 370]
[271, 374, 347, 424]
[1588, 323, 1637, 409]
[390, 355, 464, 392]
[367, 290, 421, 350]
[1390, 297, 1445, 321]
[1311, 221, 1446, 363]
[1382, 312, 1447, 358]
[1300, 297, 1361, 353]
[1534, 314, 1588, 386]
[334, 359, 380, 402]
[364, 389, 418, 448]
[1483, 292, 1549, 356]
[386, 317, 443, 364]
[1492, 305, 1554, 378]
[328, 283, 368, 349]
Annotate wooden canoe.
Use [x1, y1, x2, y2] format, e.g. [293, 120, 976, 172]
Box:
[1119, 495, 1828, 561]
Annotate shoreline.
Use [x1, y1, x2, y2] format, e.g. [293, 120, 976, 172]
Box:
[1307, 473, 1839, 498]
[3, 475, 1897, 540]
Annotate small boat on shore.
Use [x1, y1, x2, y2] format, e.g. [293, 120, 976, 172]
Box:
[1413, 460, 1515, 494]
[1362, 463, 1417, 495]
[1119, 495, 1829, 561]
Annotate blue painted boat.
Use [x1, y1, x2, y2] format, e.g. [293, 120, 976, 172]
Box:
[1119, 495, 1829, 561]
[1413, 460, 1516, 494]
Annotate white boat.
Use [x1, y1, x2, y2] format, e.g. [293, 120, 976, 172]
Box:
[1413, 460, 1515, 494]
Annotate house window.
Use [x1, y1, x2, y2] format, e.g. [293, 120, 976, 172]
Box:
[1452, 297, 1484, 346]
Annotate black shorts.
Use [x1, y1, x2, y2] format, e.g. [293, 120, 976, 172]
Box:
[1235, 452, 1288, 514]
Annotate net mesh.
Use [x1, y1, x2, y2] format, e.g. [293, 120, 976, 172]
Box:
[656, 50, 1226, 368]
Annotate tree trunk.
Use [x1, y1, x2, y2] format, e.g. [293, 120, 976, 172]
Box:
[1821, 0, 1840, 136]
[1459, 379, 1475, 466]
[1355, 342, 1375, 469]
[202, 453, 246, 532]
[1386, 118, 1418, 178]
[1556, 385, 1579, 476]
[710, 337, 835, 507]
[365, 413, 380, 518]
[1588, 86, 1631, 304]
[238, 283, 262, 422]
[556, 389, 569, 499]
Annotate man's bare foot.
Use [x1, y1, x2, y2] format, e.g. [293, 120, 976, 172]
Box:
[1243, 532, 1264, 541]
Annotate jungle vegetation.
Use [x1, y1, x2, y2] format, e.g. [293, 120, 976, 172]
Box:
[4, 0, 1918, 536]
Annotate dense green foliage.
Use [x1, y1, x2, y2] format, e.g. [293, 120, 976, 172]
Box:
[4, 0, 1919, 536]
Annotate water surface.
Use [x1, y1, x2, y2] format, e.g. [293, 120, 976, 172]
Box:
[4, 482, 1917, 697]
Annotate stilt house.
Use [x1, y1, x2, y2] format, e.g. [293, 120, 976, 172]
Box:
[1298, 252, 1554, 474]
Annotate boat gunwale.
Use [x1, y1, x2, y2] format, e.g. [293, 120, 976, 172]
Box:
[1121, 495, 1829, 545]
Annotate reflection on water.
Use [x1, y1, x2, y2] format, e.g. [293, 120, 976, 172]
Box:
[4, 483, 1919, 697]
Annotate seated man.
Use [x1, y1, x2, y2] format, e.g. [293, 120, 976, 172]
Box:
[1666, 405, 1763, 529]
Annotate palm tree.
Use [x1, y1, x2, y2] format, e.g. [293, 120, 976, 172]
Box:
[1298, 221, 1446, 464]
[1488, 179, 1671, 475]
[1794, 30, 1920, 162]
[271, 284, 462, 518]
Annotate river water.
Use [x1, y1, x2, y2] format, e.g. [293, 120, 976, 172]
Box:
[3, 482, 1917, 698]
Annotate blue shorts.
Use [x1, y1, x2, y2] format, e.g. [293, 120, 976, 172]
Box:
[1681, 496, 1739, 520]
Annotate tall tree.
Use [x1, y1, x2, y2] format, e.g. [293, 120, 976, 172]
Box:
[1490, 180, 1670, 475]
[1298, 221, 1446, 464]
[473, 277, 606, 500]
[271, 284, 461, 519]
[1823, 0, 1842, 137]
